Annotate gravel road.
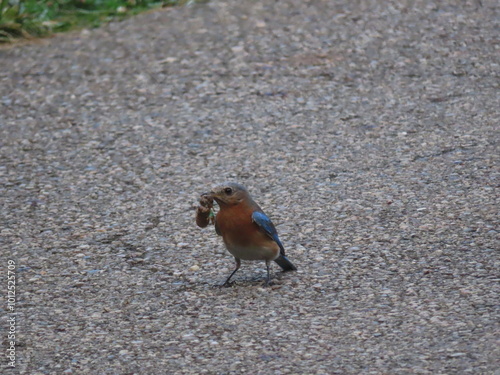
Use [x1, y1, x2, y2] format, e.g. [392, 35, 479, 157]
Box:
[1, 0, 499, 374]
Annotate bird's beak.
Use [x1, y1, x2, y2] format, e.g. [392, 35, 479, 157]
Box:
[201, 191, 214, 200]
[207, 190, 222, 204]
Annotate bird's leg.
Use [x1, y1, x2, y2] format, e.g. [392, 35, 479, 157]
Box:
[264, 260, 272, 287]
[222, 258, 241, 287]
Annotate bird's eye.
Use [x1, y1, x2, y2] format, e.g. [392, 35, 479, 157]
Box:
[224, 187, 233, 195]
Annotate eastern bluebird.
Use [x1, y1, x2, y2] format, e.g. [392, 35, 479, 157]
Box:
[196, 182, 297, 286]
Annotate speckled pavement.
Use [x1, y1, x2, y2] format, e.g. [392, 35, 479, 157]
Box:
[1, 0, 499, 373]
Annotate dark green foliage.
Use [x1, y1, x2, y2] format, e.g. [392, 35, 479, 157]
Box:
[0, 0, 184, 42]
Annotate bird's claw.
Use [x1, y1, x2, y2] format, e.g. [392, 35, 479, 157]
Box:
[262, 279, 274, 287]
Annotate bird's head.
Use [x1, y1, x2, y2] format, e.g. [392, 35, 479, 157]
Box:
[209, 182, 249, 207]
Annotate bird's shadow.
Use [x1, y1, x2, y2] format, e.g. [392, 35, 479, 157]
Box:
[214, 272, 288, 288]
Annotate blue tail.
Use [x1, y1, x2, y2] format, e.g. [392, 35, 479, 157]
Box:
[274, 255, 297, 271]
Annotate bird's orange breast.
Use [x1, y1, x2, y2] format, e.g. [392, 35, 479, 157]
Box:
[215, 203, 279, 261]
[216, 203, 257, 245]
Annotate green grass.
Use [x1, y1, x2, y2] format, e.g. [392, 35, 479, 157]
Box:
[0, 0, 193, 43]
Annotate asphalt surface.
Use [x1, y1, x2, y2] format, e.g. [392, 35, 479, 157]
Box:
[1, 0, 499, 374]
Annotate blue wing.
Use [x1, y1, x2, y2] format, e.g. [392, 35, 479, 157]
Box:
[251, 211, 285, 255]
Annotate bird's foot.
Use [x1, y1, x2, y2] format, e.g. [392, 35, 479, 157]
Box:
[219, 280, 235, 288]
[262, 279, 274, 287]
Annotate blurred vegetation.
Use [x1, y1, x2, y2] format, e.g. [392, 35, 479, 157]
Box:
[0, 0, 195, 43]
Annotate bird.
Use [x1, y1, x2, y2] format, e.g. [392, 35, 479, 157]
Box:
[198, 182, 297, 286]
